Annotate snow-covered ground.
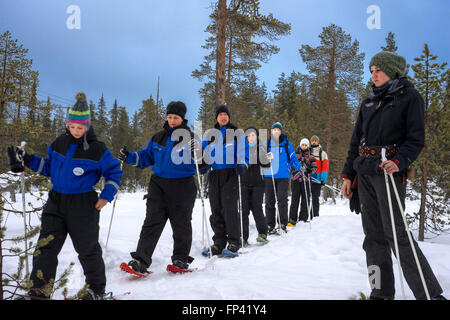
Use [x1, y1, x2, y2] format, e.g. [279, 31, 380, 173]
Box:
[2, 191, 449, 300]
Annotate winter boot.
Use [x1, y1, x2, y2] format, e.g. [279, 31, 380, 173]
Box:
[128, 258, 148, 274]
[221, 243, 240, 257]
[267, 226, 277, 235]
[226, 243, 240, 253]
[256, 234, 269, 244]
[172, 259, 189, 270]
[81, 288, 105, 300]
[202, 244, 223, 257]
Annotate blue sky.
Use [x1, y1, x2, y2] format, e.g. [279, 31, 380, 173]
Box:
[1, 0, 449, 124]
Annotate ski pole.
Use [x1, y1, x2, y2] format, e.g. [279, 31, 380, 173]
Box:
[270, 162, 285, 235]
[17, 141, 29, 276]
[382, 148, 431, 300]
[192, 140, 213, 259]
[311, 177, 341, 194]
[301, 169, 312, 225]
[238, 174, 245, 250]
[307, 174, 314, 221]
[381, 148, 406, 300]
[105, 146, 126, 250]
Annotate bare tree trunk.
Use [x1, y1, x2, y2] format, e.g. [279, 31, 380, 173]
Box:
[215, 0, 227, 107]
[0, 38, 9, 120]
[418, 66, 430, 242]
[0, 209, 3, 300]
[326, 47, 336, 156]
[419, 163, 427, 241]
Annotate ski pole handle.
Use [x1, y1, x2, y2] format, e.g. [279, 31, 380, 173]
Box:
[119, 145, 127, 170]
[16, 141, 27, 164]
[19, 141, 27, 150]
[381, 148, 387, 162]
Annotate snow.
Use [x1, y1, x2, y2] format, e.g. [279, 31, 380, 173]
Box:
[2, 191, 449, 300]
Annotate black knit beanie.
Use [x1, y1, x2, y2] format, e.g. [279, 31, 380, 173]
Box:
[166, 101, 187, 119]
[215, 104, 231, 119]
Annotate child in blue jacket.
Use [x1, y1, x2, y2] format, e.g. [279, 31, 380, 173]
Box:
[7, 93, 122, 300]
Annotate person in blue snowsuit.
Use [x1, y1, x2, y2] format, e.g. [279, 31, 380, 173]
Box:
[7, 92, 122, 300]
[262, 122, 302, 234]
[119, 101, 205, 273]
[201, 105, 247, 256]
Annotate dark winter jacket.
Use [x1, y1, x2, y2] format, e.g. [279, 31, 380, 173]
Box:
[126, 120, 203, 178]
[27, 127, 122, 202]
[292, 148, 317, 183]
[240, 127, 271, 186]
[342, 77, 425, 180]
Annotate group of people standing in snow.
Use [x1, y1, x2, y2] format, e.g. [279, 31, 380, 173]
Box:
[7, 51, 445, 300]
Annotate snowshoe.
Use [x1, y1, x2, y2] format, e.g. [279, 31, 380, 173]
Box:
[287, 219, 296, 227]
[167, 260, 197, 274]
[120, 261, 151, 278]
[221, 244, 240, 258]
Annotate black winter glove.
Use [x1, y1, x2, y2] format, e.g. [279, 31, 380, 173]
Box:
[349, 188, 361, 214]
[291, 170, 301, 181]
[236, 164, 247, 176]
[349, 175, 361, 214]
[7, 146, 25, 173]
[118, 146, 129, 162]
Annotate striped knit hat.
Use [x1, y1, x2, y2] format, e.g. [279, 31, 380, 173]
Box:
[67, 92, 91, 128]
[67, 92, 91, 150]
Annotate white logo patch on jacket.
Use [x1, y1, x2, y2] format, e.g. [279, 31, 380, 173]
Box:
[73, 167, 85, 176]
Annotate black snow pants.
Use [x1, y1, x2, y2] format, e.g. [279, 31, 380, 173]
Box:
[29, 190, 105, 297]
[358, 173, 443, 300]
[131, 175, 197, 267]
[241, 181, 267, 241]
[310, 182, 322, 217]
[264, 178, 289, 228]
[208, 168, 241, 250]
[289, 179, 310, 222]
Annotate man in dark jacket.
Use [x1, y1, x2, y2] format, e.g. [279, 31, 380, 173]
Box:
[341, 51, 445, 300]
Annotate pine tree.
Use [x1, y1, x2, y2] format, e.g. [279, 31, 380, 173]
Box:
[107, 98, 119, 150]
[410, 44, 449, 240]
[381, 32, 398, 53]
[299, 24, 365, 182]
[135, 95, 165, 188]
[95, 94, 109, 144]
[193, 0, 290, 123]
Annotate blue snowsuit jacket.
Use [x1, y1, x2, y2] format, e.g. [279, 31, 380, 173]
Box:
[262, 134, 302, 179]
[201, 122, 246, 172]
[125, 120, 206, 178]
[27, 127, 122, 202]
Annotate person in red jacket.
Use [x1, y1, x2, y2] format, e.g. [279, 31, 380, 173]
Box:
[309, 135, 328, 217]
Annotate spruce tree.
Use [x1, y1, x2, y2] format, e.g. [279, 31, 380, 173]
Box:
[410, 44, 449, 240]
